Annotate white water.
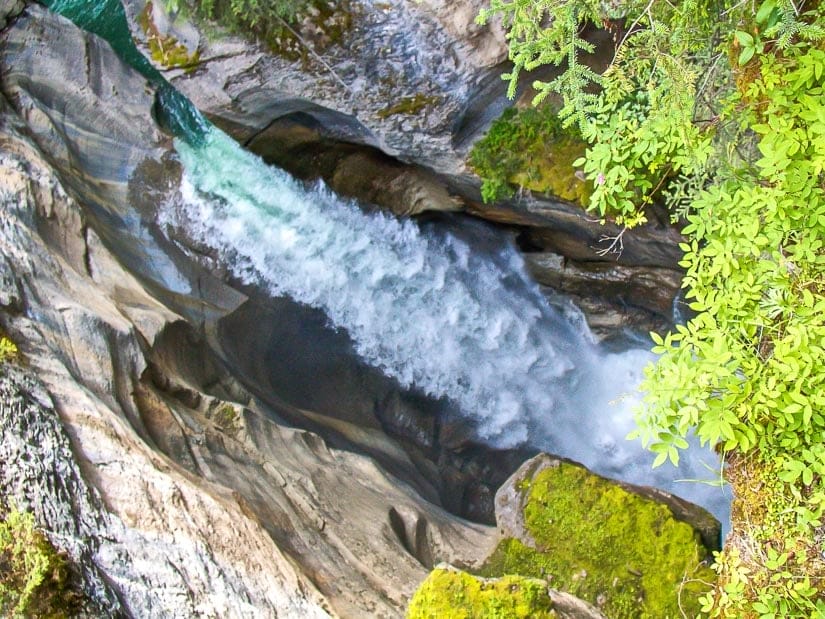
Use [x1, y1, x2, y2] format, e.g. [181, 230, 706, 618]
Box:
[160, 128, 730, 524]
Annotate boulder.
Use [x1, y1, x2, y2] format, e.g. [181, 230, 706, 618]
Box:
[408, 564, 606, 619]
[488, 454, 718, 618]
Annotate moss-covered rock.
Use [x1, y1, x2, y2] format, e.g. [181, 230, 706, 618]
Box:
[407, 566, 559, 619]
[484, 455, 716, 619]
[407, 454, 717, 618]
[140, 1, 201, 72]
[468, 106, 592, 206]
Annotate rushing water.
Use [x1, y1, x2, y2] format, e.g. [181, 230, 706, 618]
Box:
[44, 0, 731, 526]
[161, 129, 730, 523]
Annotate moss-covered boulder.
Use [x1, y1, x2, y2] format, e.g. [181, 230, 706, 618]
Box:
[407, 454, 718, 618]
[407, 565, 605, 619]
[484, 454, 716, 618]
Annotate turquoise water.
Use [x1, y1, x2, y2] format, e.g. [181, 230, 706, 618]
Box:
[42, 0, 208, 142]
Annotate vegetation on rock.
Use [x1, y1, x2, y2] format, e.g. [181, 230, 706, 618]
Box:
[0, 507, 78, 618]
[480, 461, 714, 618]
[407, 567, 558, 619]
[469, 106, 592, 205]
[473, 0, 825, 615]
[376, 94, 441, 120]
[165, 0, 353, 61]
[139, 1, 201, 72]
[0, 330, 18, 365]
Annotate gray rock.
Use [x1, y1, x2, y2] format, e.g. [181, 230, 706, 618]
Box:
[0, 0, 24, 30]
[122, 0, 509, 174]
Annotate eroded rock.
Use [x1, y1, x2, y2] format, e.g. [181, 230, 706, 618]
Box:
[1, 8, 500, 616]
[123, 0, 509, 174]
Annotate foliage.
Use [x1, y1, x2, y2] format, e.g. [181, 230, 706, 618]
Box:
[469, 106, 590, 204]
[406, 568, 557, 619]
[182, 0, 310, 26]
[480, 462, 713, 618]
[477, 0, 720, 226]
[478, 0, 825, 615]
[0, 507, 77, 618]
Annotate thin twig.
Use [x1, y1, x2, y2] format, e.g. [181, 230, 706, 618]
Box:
[595, 226, 628, 258]
[610, 0, 656, 69]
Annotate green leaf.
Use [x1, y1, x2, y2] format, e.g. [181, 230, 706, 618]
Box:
[652, 451, 668, 468]
[756, 0, 776, 24]
[735, 31, 755, 47]
[739, 46, 756, 66]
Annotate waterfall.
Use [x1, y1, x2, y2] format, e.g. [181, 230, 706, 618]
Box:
[160, 128, 730, 523]
[43, 0, 730, 525]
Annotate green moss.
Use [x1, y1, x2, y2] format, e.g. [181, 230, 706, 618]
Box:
[469, 106, 592, 206]
[376, 94, 441, 120]
[0, 507, 80, 617]
[481, 462, 715, 618]
[0, 329, 18, 364]
[140, 1, 201, 72]
[212, 403, 240, 432]
[407, 568, 558, 619]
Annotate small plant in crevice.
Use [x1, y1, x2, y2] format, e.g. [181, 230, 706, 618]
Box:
[0, 329, 18, 365]
[0, 507, 80, 618]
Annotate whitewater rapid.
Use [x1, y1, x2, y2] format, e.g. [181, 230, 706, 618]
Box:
[159, 128, 730, 523]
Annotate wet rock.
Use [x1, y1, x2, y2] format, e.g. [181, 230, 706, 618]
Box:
[524, 251, 683, 340]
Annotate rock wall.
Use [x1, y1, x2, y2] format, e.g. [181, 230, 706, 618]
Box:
[0, 6, 498, 616]
[122, 0, 508, 174]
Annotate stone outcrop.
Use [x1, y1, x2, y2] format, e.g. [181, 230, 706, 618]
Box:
[122, 0, 509, 174]
[495, 454, 720, 554]
[524, 252, 684, 340]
